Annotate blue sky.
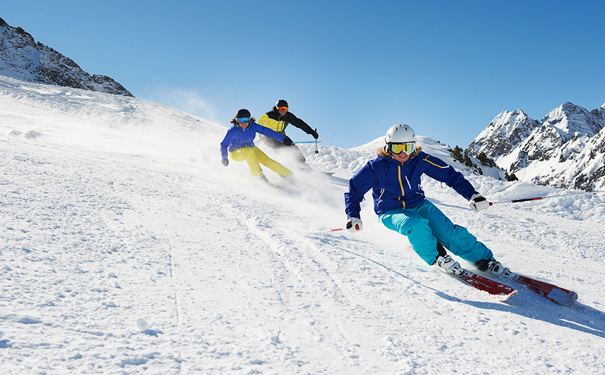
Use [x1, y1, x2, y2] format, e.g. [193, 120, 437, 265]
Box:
[3, 0, 604, 149]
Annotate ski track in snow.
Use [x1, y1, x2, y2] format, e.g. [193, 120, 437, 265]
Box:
[1, 76, 605, 374]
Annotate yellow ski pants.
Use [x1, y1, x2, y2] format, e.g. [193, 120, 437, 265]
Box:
[229, 146, 292, 177]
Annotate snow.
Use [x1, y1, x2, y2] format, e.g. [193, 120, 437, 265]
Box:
[1, 75, 605, 374]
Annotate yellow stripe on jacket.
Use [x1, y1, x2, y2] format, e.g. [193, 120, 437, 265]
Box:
[397, 165, 406, 208]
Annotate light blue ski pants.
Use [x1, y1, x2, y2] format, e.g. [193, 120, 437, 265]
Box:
[378, 199, 494, 266]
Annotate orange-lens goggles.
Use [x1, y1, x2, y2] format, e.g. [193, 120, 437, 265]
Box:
[278, 106, 288, 111]
[389, 142, 415, 155]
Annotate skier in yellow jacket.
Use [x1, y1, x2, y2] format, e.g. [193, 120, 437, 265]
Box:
[257, 99, 319, 170]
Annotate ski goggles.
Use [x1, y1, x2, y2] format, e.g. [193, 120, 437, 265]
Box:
[278, 107, 288, 111]
[236, 117, 250, 124]
[388, 142, 416, 155]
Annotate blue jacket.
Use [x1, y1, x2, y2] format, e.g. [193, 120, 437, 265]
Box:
[345, 151, 478, 219]
[220, 121, 286, 159]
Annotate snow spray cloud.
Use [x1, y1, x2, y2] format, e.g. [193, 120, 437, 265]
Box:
[143, 87, 219, 124]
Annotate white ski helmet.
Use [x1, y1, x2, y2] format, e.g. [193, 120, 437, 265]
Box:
[385, 124, 416, 144]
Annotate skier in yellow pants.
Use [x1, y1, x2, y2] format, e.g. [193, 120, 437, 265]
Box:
[220, 109, 293, 186]
[228, 146, 291, 178]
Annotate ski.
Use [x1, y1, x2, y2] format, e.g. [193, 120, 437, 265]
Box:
[509, 273, 578, 306]
[241, 173, 285, 191]
[263, 180, 284, 190]
[449, 269, 517, 302]
[252, 179, 284, 191]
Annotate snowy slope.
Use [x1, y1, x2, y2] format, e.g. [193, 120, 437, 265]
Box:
[1, 75, 605, 374]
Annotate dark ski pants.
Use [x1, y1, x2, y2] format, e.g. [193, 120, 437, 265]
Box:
[262, 137, 307, 165]
[378, 199, 494, 266]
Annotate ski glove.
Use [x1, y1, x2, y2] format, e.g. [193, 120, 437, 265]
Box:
[221, 158, 229, 166]
[346, 217, 363, 233]
[283, 136, 293, 146]
[310, 130, 319, 139]
[470, 194, 489, 212]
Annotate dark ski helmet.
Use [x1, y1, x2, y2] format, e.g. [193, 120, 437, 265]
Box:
[275, 99, 289, 109]
[235, 109, 251, 118]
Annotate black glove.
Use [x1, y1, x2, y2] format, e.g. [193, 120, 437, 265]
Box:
[283, 136, 293, 146]
[221, 158, 229, 166]
[311, 130, 319, 140]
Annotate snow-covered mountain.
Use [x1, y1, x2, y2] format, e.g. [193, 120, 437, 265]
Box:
[467, 101, 605, 190]
[2, 75, 605, 374]
[0, 17, 132, 97]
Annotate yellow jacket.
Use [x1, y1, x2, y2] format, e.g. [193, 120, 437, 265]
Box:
[257, 108, 316, 137]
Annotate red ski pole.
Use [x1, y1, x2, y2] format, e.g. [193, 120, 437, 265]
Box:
[330, 223, 361, 232]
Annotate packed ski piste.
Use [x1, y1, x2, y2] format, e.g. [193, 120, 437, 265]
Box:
[2, 77, 605, 374]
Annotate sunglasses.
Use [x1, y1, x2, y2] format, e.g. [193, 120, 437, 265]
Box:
[278, 107, 288, 111]
[236, 117, 250, 124]
[388, 142, 416, 155]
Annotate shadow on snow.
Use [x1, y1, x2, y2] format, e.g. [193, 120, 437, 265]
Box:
[313, 233, 605, 339]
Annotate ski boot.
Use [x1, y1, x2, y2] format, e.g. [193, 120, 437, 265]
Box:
[435, 255, 464, 276]
[475, 259, 513, 278]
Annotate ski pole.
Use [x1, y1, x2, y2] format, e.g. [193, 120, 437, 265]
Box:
[330, 223, 361, 232]
[314, 128, 319, 154]
[489, 190, 605, 206]
[292, 140, 322, 144]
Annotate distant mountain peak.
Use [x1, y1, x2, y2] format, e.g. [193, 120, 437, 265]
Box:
[0, 17, 133, 97]
[470, 108, 540, 157]
[540, 102, 602, 137]
[467, 101, 605, 191]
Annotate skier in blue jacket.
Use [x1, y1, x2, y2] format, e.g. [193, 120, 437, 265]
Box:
[344, 124, 511, 277]
[220, 109, 293, 185]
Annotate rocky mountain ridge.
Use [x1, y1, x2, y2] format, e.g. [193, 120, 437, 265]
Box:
[466, 101, 605, 191]
[0, 17, 132, 97]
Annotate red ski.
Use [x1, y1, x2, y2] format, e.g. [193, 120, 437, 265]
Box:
[510, 274, 578, 306]
[451, 269, 517, 302]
